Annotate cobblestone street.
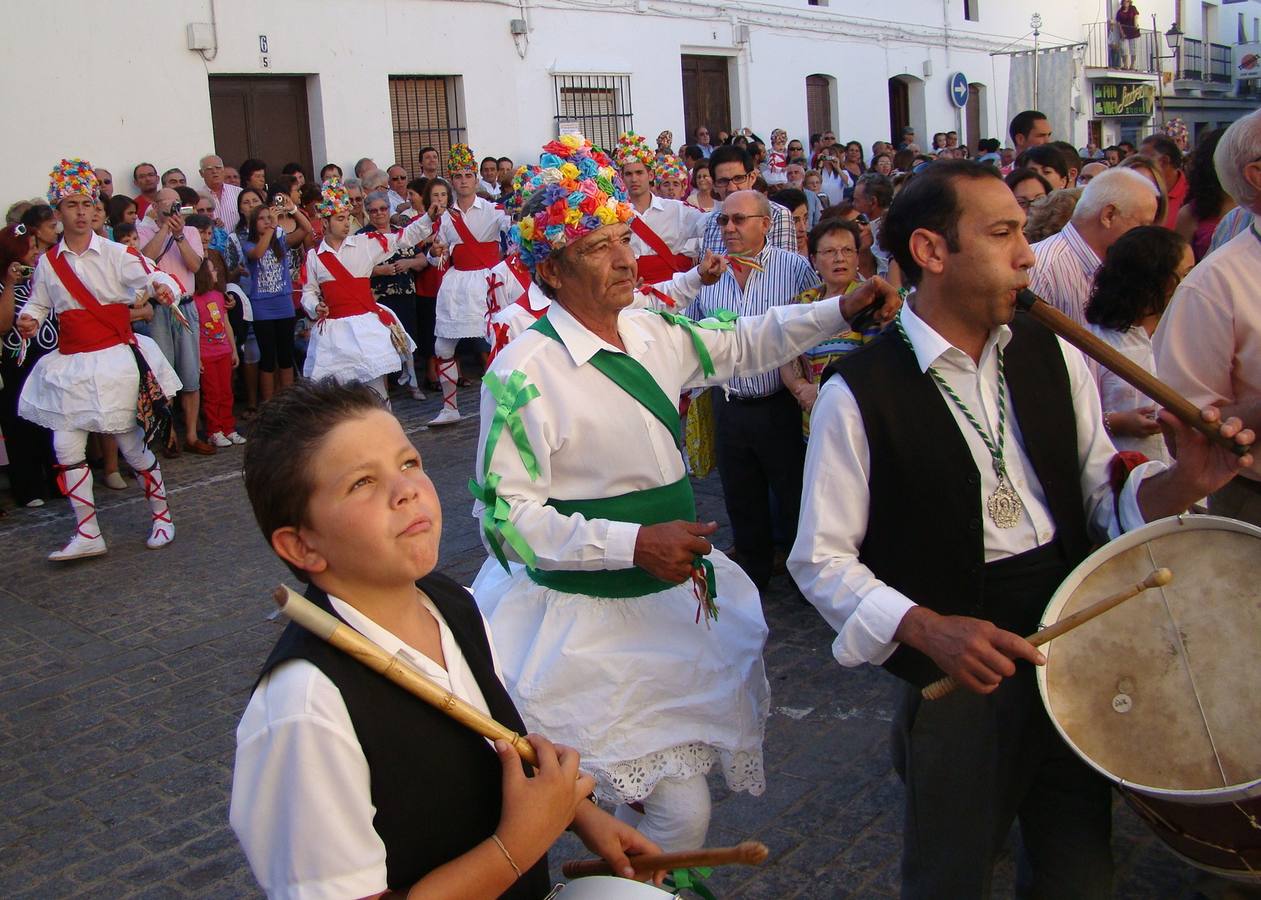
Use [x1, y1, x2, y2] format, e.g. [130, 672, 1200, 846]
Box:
[0, 386, 1223, 898]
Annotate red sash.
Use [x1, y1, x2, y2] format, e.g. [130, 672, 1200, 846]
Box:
[449, 209, 501, 271]
[317, 251, 393, 327]
[505, 255, 532, 306]
[45, 248, 136, 354]
[629, 216, 693, 282]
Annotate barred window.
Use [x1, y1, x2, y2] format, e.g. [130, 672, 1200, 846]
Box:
[552, 74, 633, 153]
[389, 76, 467, 174]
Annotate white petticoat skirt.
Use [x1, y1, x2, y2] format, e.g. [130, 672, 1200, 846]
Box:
[472, 550, 770, 804]
[435, 267, 491, 341]
[18, 337, 182, 433]
[303, 309, 415, 384]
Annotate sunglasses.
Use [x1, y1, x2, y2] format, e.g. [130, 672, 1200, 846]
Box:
[716, 213, 769, 227]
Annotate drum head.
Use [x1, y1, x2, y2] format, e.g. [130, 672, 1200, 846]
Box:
[549, 876, 674, 898]
[1038, 515, 1261, 801]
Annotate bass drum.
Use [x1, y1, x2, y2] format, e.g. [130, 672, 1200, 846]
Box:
[1037, 515, 1261, 879]
[545, 876, 674, 898]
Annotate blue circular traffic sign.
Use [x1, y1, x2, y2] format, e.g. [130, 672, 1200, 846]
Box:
[949, 72, 970, 109]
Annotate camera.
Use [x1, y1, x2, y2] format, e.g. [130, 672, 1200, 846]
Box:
[179, 206, 195, 217]
[272, 195, 287, 209]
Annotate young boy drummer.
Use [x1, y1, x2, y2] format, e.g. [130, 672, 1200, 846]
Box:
[231, 378, 662, 898]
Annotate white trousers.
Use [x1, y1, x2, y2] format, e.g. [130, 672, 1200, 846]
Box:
[54, 426, 154, 471]
[613, 773, 712, 853]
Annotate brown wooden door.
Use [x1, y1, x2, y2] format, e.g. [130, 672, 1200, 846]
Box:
[966, 84, 982, 152]
[209, 76, 313, 176]
[806, 75, 832, 137]
[888, 78, 909, 144]
[681, 55, 731, 143]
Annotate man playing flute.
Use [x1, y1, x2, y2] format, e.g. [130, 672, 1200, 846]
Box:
[789, 159, 1254, 898]
[471, 133, 898, 853]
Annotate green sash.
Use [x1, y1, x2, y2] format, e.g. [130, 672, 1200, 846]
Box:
[528, 314, 706, 598]
[532, 476, 697, 597]
[531, 315, 682, 444]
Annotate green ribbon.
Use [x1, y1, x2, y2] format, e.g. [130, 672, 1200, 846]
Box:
[468, 472, 538, 572]
[467, 368, 543, 573]
[648, 308, 738, 378]
[668, 866, 717, 899]
[481, 370, 541, 482]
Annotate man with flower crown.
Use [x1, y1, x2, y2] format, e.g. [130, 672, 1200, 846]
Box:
[17, 159, 183, 561]
[614, 132, 705, 285]
[653, 155, 691, 201]
[470, 133, 900, 853]
[299, 178, 433, 399]
[414, 143, 510, 426]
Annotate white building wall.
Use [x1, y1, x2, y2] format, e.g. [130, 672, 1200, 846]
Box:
[14, 0, 1256, 206]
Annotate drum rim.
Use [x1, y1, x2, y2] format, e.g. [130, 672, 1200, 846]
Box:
[548, 876, 675, 896]
[1036, 514, 1261, 803]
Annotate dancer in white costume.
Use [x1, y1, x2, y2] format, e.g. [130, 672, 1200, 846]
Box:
[418, 144, 509, 426]
[300, 179, 423, 399]
[471, 134, 897, 852]
[17, 159, 182, 561]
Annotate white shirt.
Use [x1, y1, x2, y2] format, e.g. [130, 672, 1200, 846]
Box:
[208, 182, 243, 234]
[1088, 323, 1169, 464]
[1029, 222, 1100, 326]
[300, 222, 429, 318]
[386, 189, 409, 215]
[477, 178, 501, 199]
[477, 297, 848, 569]
[1154, 226, 1261, 479]
[629, 195, 706, 259]
[230, 592, 502, 900]
[421, 197, 509, 261]
[788, 302, 1162, 669]
[22, 233, 179, 324]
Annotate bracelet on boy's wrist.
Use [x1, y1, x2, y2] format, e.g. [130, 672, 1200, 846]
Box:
[490, 833, 522, 879]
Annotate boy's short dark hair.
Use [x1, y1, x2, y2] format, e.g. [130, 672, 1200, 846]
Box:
[1009, 109, 1047, 143]
[112, 221, 137, 242]
[881, 159, 1002, 287]
[243, 379, 387, 580]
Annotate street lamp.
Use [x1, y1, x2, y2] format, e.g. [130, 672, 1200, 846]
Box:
[1031, 13, 1043, 109]
[1152, 17, 1183, 126]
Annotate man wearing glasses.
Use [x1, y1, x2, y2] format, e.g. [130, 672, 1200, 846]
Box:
[199, 154, 242, 233]
[700, 145, 795, 257]
[691, 188, 820, 589]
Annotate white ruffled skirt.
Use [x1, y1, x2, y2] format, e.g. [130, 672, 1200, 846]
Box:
[18, 336, 182, 433]
[435, 267, 492, 341]
[303, 309, 415, 384]
[472, 550, 770, 804]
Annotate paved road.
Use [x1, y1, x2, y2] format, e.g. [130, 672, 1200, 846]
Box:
[0, 386, 1223, 897]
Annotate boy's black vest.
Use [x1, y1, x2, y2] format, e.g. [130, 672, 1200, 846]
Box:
[258, 572, 551, 898]
[824, 312, 1092, 686]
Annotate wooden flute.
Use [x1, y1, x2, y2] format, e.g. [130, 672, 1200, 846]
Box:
[271, 585, 540, 766]
[1015, 289, 1250, 457]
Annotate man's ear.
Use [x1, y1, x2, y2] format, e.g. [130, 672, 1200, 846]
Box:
[271, 526, 329, 577]
[536, 256, 561, 294]
[908, 227, 949, 280]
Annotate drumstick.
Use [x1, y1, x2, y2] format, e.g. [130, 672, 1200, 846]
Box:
[561, 840, 770, 879]
[921, 567, 1173, 701]
[272, 585, 539, 766]
[1015, 289, 1248, 456]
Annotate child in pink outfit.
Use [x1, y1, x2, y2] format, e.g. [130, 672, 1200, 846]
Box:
[193, 258, 244, 446]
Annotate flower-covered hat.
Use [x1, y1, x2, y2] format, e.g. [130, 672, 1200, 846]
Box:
[653, 154, 689, 185]
[447, 143, 477, 175]
[613, 132, 656, 171]
[656, 130, 674, 150]
[315, 178, 353, 217]
[47, 158, 99, 206]
[509, 133, 635, 275]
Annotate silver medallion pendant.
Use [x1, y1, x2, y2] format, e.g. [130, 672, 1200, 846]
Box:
[987, 476, 1024, 529]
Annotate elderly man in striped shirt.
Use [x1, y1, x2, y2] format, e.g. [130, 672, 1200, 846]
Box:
[1027, 167, 1158, 326]
[691, 189, 821, 588]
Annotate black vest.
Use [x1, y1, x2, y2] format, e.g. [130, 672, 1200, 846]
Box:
[257, 572, 551, 899]
[827, 312, 1092, 687]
